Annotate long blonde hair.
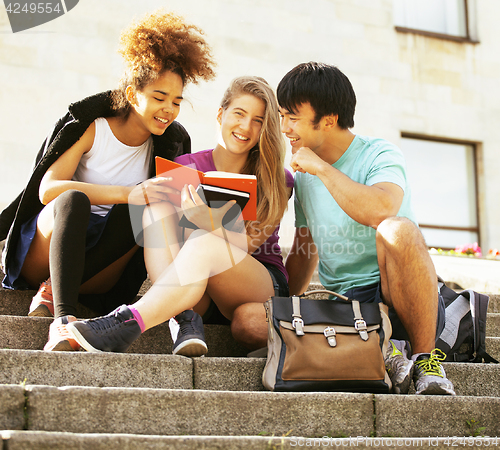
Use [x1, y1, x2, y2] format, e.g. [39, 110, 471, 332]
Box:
[219, 76, 288, 229]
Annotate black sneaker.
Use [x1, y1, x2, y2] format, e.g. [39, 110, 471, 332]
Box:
[66, 305, 141, 353]
[172, 310, 208, 357]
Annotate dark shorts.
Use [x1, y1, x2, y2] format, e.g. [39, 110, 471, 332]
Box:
[3, 209, 112, 290]
[342, 282, 446, 343]
[202, 262, 289, 325]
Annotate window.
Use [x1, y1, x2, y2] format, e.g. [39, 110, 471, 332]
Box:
[399, 136, 479, 249]
[393, 0, 476, 42]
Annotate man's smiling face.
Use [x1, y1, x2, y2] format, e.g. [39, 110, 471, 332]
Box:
[279, 102, 327, 153]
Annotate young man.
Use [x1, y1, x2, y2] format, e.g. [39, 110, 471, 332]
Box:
[279, 62, 455, 395]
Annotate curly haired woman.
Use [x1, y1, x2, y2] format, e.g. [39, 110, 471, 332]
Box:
[0, 10, 215, 351]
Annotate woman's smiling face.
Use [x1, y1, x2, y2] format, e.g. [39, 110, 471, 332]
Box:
[218, 94, 266, 156]
[128, 70, 184, 136]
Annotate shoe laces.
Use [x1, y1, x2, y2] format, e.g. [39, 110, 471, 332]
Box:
[388, 340, 403, 358]
[415, 348, 447, 377]
[178, 318, 196, 335]
[85, 311, 123, 332]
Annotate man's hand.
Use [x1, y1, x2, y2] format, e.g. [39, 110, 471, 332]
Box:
[291, 146, 404, 228]
[290, 146, 328, 176]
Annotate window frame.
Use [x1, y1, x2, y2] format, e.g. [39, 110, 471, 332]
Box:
[394, 0, 479, 44]
[400, 132, 481, 250]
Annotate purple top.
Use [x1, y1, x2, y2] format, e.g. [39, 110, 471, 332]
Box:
[175, 149, 294, 280]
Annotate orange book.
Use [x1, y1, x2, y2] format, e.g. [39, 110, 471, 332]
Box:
[155, 156, 257, 220]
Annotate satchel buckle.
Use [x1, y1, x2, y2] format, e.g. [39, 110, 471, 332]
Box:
[292, 318, 305, 336]
[324, 327, 337, 347]
[354, 319, 367, 330]
[355, 319, 369, 341]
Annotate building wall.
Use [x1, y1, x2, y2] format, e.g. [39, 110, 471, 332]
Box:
[1, 0, 499, 250]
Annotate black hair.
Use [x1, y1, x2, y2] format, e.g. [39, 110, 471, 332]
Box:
[277, 62, 356, 129]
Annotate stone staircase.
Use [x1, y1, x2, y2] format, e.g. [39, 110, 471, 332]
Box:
[1, 267, 500, 448]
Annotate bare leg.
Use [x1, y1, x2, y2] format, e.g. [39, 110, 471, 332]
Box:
[376, 216, 437, 354]
[133, 230, 274, 336]
[22, 192, 143, 315]
[20, 201, 56, 287]
[142, 201, 182, 284]
[79, 245, 139, 294]
[139, 201, 272, 348]
[231, 302, 268, 350]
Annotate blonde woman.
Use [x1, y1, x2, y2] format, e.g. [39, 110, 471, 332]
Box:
[67, 76, 293, 355]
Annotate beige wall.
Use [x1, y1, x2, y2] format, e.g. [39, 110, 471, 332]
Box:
[1, 0, 499, 250]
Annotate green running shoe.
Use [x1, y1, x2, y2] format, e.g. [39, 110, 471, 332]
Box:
[413, 349, 456, 395]
[384, 339, 414, 394]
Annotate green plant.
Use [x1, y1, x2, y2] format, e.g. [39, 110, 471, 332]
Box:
[466, 418, 486, 437]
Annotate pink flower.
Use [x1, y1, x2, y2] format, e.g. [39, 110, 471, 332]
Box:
[454, 242, 482, 257]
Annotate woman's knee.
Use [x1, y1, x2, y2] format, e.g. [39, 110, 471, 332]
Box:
[53, 190, 91, 218]
[142, 201, 176, 227]
[231, 302, 267, 349]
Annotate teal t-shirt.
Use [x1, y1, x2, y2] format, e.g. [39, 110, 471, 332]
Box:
[294, 135, 416, 294]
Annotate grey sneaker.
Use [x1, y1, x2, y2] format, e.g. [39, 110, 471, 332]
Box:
[172, 310, 208, 357]
[384, 339, 414, 394]
[413, 349, 456, 395]
[67, 305, 141, 353]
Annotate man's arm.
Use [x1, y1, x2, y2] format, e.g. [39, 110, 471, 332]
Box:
[290, 147, 404, 229]
[285, 227, 319, 295]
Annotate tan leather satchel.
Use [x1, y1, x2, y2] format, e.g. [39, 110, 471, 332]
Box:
[262, 290, 393, 392]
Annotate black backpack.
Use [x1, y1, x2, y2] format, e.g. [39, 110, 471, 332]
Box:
[436, 278, 498, 363]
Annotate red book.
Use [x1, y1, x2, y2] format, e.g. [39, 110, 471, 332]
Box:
[155, 156, 257, 220]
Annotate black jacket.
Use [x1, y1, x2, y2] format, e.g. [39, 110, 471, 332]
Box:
[0, 90, 191, 273]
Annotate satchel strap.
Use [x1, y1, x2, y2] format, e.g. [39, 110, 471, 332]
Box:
[295, 291, 369, 341]
[302, 289, 349, 302]
[352, 300, 369, 341]
[291, 296, 305, 336]
[280, 321, 380, 334]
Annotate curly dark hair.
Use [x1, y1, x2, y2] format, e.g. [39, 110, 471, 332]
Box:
[112, 10, 216, 116]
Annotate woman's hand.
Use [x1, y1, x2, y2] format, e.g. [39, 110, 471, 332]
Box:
[128, 177, 180, 205]
[180, 184, 236, 231]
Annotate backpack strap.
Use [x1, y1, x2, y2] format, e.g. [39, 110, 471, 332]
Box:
[470, 290, 499, 363]
[437, 277, 498, 363]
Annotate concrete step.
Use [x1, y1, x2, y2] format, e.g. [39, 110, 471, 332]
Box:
[3, 281, 500, 313]
[488, 313, 500, 336]
[0, 348, 499, 397]
[2, 432, 499, 450]
[488, 294, 500, 313]
[1, 384, 499, 438]
[1, 431, 298, 450]
[0, 315, 248, 357]
[1, 314, 499, 361]
[0, 286, 125, 318]
[1, 284, 499, 341]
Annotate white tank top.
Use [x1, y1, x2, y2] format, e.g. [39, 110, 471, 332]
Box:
[73, 117, 153, 216]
